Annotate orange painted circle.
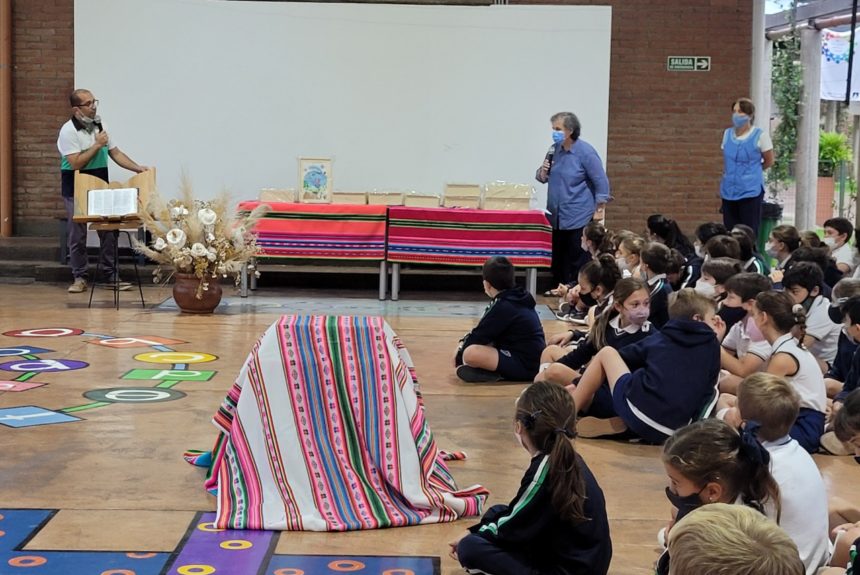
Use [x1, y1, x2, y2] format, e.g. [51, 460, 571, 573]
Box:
[328, 560, 365, 572]
[126, 553, 157, 559]
[273, 569, 304, 575]
[0, 531, 5, 538]
[100, 570, 136, 575]
[8, 555, 48, 567]
[382, 571, 415, 575]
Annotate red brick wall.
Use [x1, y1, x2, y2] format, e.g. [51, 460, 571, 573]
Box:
[9, 0, 751, 237]
[12, 0, 74, 236]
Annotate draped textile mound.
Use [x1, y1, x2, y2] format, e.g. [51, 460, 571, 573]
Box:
[206, 315, 488, 531]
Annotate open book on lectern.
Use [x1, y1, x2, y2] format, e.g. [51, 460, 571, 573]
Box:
[72, 169, 156, 223]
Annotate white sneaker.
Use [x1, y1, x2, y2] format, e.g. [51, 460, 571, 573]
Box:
[67, 278, 88, 293]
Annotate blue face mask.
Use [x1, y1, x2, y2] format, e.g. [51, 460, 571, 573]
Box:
[732, 113, 750, 128]
[552, 130, 565, 144]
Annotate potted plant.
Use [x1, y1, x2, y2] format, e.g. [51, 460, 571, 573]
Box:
[818, 131, 852, 223]
[133, 178, 269, 313]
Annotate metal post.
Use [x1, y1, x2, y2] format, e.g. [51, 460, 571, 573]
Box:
[796, 27, 823, 230]
[391, 263, 400, 301]
[751, 0, 770, 127]
[378, 260, 386, 301]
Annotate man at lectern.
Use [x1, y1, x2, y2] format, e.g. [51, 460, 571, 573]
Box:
[57, 88, 149, 293]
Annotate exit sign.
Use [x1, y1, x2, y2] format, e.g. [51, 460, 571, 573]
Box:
[667, 56, 711, 72]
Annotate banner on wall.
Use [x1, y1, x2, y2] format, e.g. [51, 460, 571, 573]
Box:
[821, 28, 860, 101]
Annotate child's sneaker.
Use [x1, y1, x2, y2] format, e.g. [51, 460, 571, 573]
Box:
[576, 416, 628, 438]
[456, 365, 502, 383]
[67, 278, 88, 293]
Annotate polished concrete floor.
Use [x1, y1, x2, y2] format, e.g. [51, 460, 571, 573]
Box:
[1, 281, 858, 575]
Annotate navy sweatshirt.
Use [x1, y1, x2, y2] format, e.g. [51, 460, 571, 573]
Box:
[648, 278, 672, 329]
[618, 318, 721, 432]
[469, 453, 612, 575]
[558, 322, 655, 372]
[836, 342, 860, 403]
[460, 286, 546, 373]
[827, 331, 859, 383]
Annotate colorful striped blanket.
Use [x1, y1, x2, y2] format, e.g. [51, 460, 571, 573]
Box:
[386, 206, 552, 267]
[207, 315, 488, 531]
[238, 201, 387, 261]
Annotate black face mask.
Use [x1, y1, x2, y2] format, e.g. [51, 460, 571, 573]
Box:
[580, 290, 598, 307]
[664, 486, 705, 523]
[829, 304, 845, 325]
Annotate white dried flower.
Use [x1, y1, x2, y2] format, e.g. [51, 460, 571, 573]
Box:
[153, 237, 167, 251]
[190, 243, 208, 258]
[166, 228, 187, 248]
[198, 208, 217, 226]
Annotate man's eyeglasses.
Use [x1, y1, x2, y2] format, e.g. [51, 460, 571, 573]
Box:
[77, 99, 99, 108]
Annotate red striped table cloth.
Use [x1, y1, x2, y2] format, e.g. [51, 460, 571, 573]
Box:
[386, 206, 552, 267]
[238, 201, 388, 261]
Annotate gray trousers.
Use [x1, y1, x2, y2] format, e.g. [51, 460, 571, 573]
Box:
[63, 196, 118, 280]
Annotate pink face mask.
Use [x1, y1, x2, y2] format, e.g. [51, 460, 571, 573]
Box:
[626, 307, 651, 326]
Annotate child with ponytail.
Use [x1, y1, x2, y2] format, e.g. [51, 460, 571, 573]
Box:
[656, 418, 782, 575]
[718, 290, 827, 453]
[450, 381, 612, 575]
[557, 253, 621, 325]
[540, 278, 654, 388]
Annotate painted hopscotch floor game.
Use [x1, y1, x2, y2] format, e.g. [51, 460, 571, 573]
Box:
[0, 325, 439, 574]
[0, 509, 437, 575]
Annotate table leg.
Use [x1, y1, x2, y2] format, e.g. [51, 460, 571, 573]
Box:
[378, 261, 387, 301]
[526, 268, 537, 297]
[392, 263, 400, 301]
[240, 262, 248, 298]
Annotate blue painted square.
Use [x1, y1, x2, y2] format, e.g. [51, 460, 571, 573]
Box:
[0, 346, 53, 357]
[0, 406, 82, 428]
[267, 554, 438, 575]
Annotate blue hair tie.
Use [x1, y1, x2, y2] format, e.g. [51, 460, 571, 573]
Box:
[738, 424, 770, 466]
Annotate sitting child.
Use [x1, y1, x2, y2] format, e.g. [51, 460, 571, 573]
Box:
[615, 234, 644, 280]
[824, 217, 858, 276]
[782, 262, 841, 372]
[667, 504, 804, 575]
[640, 242, 674, 328]
[737, 373, 831, 575]
[718, 291, 827, 453]
[451, 381, 612, 575]
[822, 293, 860, 454]
[539, 278, 654, 387]
[557, 254, 620, 325]
[454, 256, 545, 383]
[718, 272, 774, 394]
[567, 288, 722, 442]
[732, 224, 770, 275]
[656, 418, 782, 575]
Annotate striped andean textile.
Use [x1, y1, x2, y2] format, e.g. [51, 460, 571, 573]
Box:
[206, 315, 488, 531]
[386, 206, 552, 267]
[237, 201, 387, 260]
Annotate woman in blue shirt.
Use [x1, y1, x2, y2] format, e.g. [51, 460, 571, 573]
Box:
[536, 111, 610, 286]
[720, 98, 775, 235]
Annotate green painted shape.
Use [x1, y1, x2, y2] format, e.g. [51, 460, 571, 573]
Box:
[155, 380, 181, 389]
[122, 369, 215, 382]
[15, 372, 37, 382]
[61, 401, 111, 413]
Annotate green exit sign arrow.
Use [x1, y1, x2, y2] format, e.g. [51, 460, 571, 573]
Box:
[667, 56, 711, 72]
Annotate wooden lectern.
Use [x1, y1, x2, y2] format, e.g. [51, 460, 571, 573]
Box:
[72, 168, 156, 309]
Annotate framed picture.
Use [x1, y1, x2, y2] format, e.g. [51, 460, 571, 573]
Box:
[298, 157, 333, 203]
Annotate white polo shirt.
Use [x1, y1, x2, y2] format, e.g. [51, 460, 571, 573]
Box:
[805, 295, 841, 364]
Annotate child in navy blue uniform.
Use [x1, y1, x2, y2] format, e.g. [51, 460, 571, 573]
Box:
[451, 381, 612, 575]
[568, 289, 723, 442]
[540, 278, 655, 388]
[640, 242, 674, 328]
[455, 256, 546, 383]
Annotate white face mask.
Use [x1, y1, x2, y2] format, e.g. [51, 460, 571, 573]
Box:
[581, 240, 589, 252]
[824, 237, 837, 248]
[616, 256, 629, 271]
[695, 279, 716, 298]
[765, 242, 778, 257]
[694, 244, 705, 259]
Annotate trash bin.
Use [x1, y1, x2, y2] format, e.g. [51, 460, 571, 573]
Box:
[757, 201, 783, 256]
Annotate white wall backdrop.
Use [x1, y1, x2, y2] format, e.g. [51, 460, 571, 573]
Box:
[76, 0, 611, 208]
